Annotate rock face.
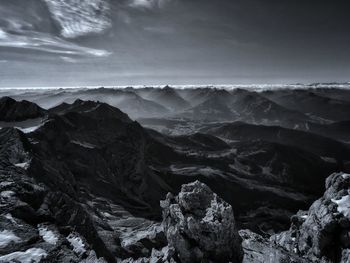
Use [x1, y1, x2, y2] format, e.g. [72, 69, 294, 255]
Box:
[239, 229, 307, 263]
[0, 128, 107, 263]
[0, 97, 46, 121]
[160, 181, 243, 263]
[271, 172, 350, 262]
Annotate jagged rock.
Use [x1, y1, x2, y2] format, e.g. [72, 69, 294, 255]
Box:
[0, 97, 46, 121]
[120, 223, 167, 258]
[0, 128, 109, 263]
[272, 172, 350, 262]
[121, 246, 176, 263]
[160, 180, 243, 263]
[239, 229, 308, 263]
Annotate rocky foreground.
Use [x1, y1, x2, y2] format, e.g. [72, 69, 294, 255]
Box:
[0, 128, 349, 263]
[0, 96, 349, 262]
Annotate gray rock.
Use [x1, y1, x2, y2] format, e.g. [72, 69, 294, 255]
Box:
[160, 180, 243, 263]
[272, 172, 350, 262]
[239, 229, 308, 263]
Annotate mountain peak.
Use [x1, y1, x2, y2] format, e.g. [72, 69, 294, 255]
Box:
[0, 96, 46, 122]
[50, 99, 132, 123]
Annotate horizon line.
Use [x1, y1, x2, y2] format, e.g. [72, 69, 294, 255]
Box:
[0, 81, 350, 90]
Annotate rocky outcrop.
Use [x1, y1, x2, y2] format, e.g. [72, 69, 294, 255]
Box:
[160, 181, 243, 263]
[116, 173, 350, 263]
[0, 128, 108, 263]
[0, 101, 176, 262]
[239, 229, 308, 263]
[271, 172, 350, 262]
[0, 97, 46, 121]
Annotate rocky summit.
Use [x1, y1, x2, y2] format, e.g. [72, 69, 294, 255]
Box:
[0, 92, 350, 262]
[271, 173, 350, 263]
[160, 181, 243, 263]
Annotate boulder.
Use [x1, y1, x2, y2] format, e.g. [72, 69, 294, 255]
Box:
[160, 180, 243, 263]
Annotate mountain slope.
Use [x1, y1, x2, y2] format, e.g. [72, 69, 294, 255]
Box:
[206, 121, 350, 165]
[44, 88, 168, 118]
[178, 89, 311, 128]
[0, 96, 47, 121]
[141, 86, 191, 112]
[262, 89, 350, 122]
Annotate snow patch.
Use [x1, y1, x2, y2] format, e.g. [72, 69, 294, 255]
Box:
[14, 161, 30, 169]
[67, 233, 86, 255]
[0, 230, 21, 248]
[4, 213, 20, 226]
[121, 224, 162, 248]
[38, 225, 58, 245]
[0, 181, 14, 187]
[341, 173, 350, 179]
[197, 167, 222, 177]
[0, 248, 47, 263]
[332, 195, 350, 218]
[1, 190, 15, 198]
[16, 125, 42, 133]
[102, 212, 112, 218]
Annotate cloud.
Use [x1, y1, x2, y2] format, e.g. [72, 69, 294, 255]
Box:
[0, 28, 111, 57]
[0, 28, 7, 39]
[144, 26, 174, 34]
[0, 0, 174, 60]
[128, 0, 172, 9]
[0, 1, 112, 58]
[44, 0, 112, 38]
[60, 56, 78, 63]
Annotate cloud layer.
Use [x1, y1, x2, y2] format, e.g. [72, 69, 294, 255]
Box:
[0, 28, 110, 57]
[0, 0, 113, 59]
[0, 0, 174, 60]
[44, 0, 112, 38]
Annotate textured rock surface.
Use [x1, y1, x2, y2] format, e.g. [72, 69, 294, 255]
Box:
[0, 128, 107, 263]
[240, 229, 308, 263]
[272, 172, 350, 262]
[160, 180, 243, 263]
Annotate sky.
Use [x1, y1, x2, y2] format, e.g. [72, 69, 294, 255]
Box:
[0, 0, 350, 87]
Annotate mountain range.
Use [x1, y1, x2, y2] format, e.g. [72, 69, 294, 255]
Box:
[0, 86, 350, 262]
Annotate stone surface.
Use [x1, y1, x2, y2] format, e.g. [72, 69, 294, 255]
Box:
[160, 180, 243, 263]
[271, 172, 350, 262]
[239, 229, 308, 263]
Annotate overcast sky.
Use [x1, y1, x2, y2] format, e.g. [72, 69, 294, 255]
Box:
[0, 0, 349, 87]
